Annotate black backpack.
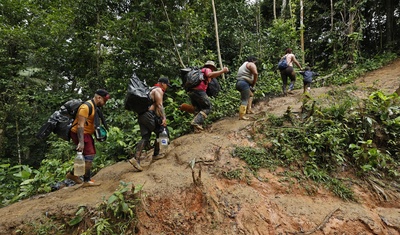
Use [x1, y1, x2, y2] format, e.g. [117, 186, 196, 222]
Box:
[278, 56, 288, 70]
[180, 67, 204, 91]
[36, 99, 93, 141]
[124, 73, 154, 115]
[206, 78, 221, 97]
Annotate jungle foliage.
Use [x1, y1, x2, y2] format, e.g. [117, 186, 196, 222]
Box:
[233, 88, 400, 201]
[1, 0, 400, 207]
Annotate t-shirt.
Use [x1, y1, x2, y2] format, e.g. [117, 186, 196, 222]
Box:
[70, 100, 96, 135]
[193, 67, 212, 91]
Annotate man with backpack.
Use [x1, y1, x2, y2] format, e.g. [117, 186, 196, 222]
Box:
[187, 61, 229, 131]
[66, 89, 110, 187]
[128, 77, 171, 172]
[279, 48, 303, 96]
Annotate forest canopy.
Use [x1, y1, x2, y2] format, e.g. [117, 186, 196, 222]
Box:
[1, 0, 399, 166]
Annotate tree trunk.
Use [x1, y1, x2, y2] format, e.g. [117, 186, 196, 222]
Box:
[300, 0, 304, 64]
[211, 0, 224, 79]
[281, 0, 287, 18]
[273, 0, 276, 20]
[385, 0, 394, 48]
[330, 0, 334, 31]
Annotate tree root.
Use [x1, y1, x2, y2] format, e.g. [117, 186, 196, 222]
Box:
[289, 208, 340, 235]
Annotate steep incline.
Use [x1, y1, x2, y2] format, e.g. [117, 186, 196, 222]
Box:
[1, 59, 400, 235]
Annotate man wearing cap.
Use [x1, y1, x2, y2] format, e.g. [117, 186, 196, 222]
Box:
[66, 89, 110, 186]
[129, 77, 171, 171]
[188, 60, 229, 131]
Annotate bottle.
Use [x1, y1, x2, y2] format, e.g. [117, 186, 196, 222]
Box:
[74, 152, 85, 176]
[159, 127, 169, 152]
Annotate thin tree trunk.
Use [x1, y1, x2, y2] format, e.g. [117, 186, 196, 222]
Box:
[161, 0, 185, 68]
[211, 0, 224, 79]
[273, 0, 276, 20]
[16, 120, 21, 164]
[330, 0, 334, 31]
[385, 0, 394, 48]
[300, 0, 304, 64]
[281, 0, 286, 18]
[96, 12, 101, 77]
[256, 0, 261, 58]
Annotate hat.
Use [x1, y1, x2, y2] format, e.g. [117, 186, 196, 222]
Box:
[204, 60, 217, 71]
[95, 89, 110, 101]
[158, 77, 172, 87]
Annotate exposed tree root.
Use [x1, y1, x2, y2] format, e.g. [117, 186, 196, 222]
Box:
[289, 208, 340, 235]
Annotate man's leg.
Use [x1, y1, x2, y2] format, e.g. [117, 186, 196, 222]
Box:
[190, 91, 211, 131]
[82, 155, 100, 187]
[129, 139, 147, 171]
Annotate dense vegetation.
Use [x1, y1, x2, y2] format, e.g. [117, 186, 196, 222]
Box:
[1, 0, 400, 209]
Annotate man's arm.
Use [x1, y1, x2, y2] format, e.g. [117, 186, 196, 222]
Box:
[153, 88, 167, 126]
[247, 62, 258, 86]
[292, 55, 302, 70]
[207, 67, 229, 79]
[76, 115, 86, 151]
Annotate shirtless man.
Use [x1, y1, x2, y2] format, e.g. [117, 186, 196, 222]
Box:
[279, 48, 303, 95]
[129, 77, 171, 171]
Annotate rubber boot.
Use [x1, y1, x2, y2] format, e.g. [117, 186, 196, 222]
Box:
[191, 111, 207, 131]
[82, 161, 100, 187]
[239, 105, 249, 120]
[179, 103, 196, 113]
[246, 97, 254, 114]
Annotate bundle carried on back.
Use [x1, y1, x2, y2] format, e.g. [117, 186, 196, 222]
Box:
[180, 66, 221, 97]
[36, 99, 93, 141]
[124, 73, 153, 115]
[180, 67, 204, 92]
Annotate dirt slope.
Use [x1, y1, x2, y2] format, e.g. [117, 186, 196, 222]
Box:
[1, 60, 400, 235]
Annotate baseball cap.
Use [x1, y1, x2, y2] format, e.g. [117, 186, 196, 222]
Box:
[95, 89, 110, 101]
[158, 77, 172, 87]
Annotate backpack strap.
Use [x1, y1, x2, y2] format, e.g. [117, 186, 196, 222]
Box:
[90, 99, 109, 131]
[84, 101, 93, 116]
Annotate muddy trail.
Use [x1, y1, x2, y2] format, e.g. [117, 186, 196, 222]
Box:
[1, 60, 400, 235]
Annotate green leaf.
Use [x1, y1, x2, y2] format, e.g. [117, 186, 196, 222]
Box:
[68, 215, 83, 226]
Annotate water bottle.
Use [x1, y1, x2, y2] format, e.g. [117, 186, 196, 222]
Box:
[74, 152, 85, 176]
[159, 127, 169, 152]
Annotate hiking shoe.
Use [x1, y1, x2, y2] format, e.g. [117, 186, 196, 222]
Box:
[66, 172, 83, 184]
[153, 153, 166, 160]
[191, 123, 204, 131]
[128, 158, 143, 171]
[82, 180, 100, 187]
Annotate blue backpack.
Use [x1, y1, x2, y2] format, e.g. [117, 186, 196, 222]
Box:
[278, 56, 288, 70]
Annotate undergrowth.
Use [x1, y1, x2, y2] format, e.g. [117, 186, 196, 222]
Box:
[17, 182, 142, 235]
[232, 90, 400, 201]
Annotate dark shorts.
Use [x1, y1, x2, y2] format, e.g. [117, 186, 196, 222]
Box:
[138, 110, 162, 141]
[303, 80, 312, 87]
[70, 132, 96, 156]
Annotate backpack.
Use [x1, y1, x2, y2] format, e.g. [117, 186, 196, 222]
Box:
[124, 73, 154, 114]
[180, 67, 204, 91]
[36, 99, 93, 141]
[278, 56, 288, 70]
[206, 78, 221, 97]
